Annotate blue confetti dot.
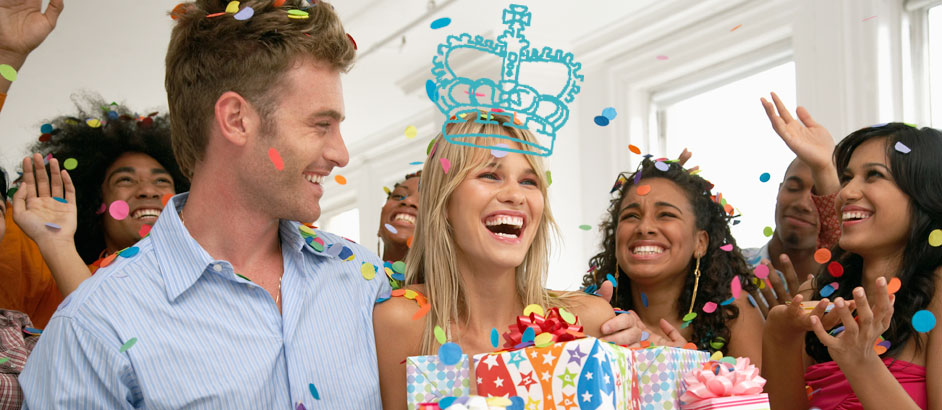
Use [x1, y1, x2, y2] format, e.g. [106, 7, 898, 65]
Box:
[409, 161, 423, 166]
[601, 107, 617, 120]
[641, 292, 649, 307]
[234, 6, 254, 20]
[819, 284, 836, 298]
[430, 17, 451, 29]
[391, 273, 405, 281]
[654, 161, 669, 172]
[53, 197, 67, 203]
[640, 331, 650, 341]
[606, 273, 617, 287]
[522, 327, 535, 343]
[120, 246, 140, 258]
[425, 79, 439, 102]
[308, 383, 320, 400]
[593, 115, 610, 126]
[40, 124, 53, 134]
[720, 296, 735, 306]
[759, 172, 771, 182]
[439, 397, 457, 408]
[584, 284, 598, 295]
[490, 328, 499, 348]
[912, 310, 936, 332]
[438, 342, 463, 365]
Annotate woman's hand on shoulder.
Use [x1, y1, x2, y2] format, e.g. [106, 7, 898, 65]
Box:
[562, 291, 615, 339]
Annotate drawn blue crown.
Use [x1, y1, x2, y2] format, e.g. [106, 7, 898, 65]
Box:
[429, 4, 584, 156]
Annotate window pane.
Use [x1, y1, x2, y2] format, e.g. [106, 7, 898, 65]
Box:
[322, 208, 360, 244]
[663, 62, 797, 249]
[930, 5, 942, 127]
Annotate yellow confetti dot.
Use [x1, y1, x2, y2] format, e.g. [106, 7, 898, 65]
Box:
[403, 289, 417, 300]
[709, 351, 723, 361]
[86, 118, 101, 128]
[522, 304, 544, 317]
[929, 229, 942, 247]
[225, 1, 240, 13]
[534, 332, 555, 347]
[63, 158, 78, 170]
[404, 125, 418, 139]
[360, 262, 375, 280]
[299, 225, 316, 236]
[383, 186, 391, 195]
[762, 226, 773, 237]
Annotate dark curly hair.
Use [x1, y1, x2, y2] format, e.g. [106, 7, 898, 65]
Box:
[805, 123, 942, 363]
[24, 96, 188, 264]
[386, 170, 421, 200]
[582, 158, 757, 354]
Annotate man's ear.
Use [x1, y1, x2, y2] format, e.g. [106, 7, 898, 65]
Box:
[213, 91, 259, 147]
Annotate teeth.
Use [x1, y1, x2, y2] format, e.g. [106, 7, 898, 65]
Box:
[632, 245, 664, 255]
[841, 211, 871, 221]
[132, 209, 162, 219]
[494, 232, 518, 239]
[304, 174, 325, 184]
[393, 213, 416, 225]
[484, 215, 523, 228]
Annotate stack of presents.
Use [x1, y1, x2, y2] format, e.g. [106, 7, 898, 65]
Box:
[406, 308, 769, 410]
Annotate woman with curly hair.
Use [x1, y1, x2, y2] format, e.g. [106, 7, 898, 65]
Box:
[761, 93, 940, 409]
[582, 157, 763, 362]
[377, 171, 420, 263]
[0, 97, 187, 328]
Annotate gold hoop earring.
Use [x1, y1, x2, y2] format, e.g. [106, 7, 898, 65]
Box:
[686, 255, 701, 315]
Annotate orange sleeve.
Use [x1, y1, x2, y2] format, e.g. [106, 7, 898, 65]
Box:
[0, 202, 63, 329]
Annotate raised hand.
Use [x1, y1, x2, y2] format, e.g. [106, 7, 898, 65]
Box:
[750, 254, 813, 318]
[0, 0, 63, 58]
[12, 153, 77, 247]
[809, 277, 894, 368]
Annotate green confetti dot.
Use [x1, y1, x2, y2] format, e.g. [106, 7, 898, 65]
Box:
[236, 273, 252, 282]
[710, 337, 726, 350]
[762, 226, 774, 237]
[392, 261, 406, 274]
[579, 224, 592, 231]
[682, 312, 697, 321]
[0, 64, 17, 82]
[119, 337, 138, 353]
[63, 158, 78, 170]
[433, 325, 447, 345]
[545, 170, 552, 186]
[0, 357, 8, 365]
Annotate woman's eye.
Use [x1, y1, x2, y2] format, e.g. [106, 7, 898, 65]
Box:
[866, 170, 884, 180]
[480, 172, 499, 180]
[521, 178, 538, 186]
[391, 194, 406, 201]
[659, 212, 676, 218]
[620, 213, 639, 221]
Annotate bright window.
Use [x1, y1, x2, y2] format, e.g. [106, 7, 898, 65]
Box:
[661, 61, 797, 249]
[929, 5, 942, 127]
[321, 207, 361, 244]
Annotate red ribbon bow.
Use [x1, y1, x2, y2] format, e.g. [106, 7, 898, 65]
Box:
[501, 307, 585, 350]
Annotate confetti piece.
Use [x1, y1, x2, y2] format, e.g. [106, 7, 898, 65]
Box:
[440, 398, 457, 409]
[720, 244, 733, 252]
[545, 170, 552, 186]
[641, 292, 649, 307]
[593, 115, 610, 126]
[161, 193, 173, 207]
[63, 158, 78, 170]
[234, 6, 254, 20]
[392, 261, 405, 274]
[404, 125, 417, 139]
[606, 273, 617, 288]
[656, 55, 669, 60]
[578, 224, 592, 231]
[682, 312, 697, 321]
[640, 331, 650, 342]
[109, 200, 129, 220]
[119, 337, 138, 353]
[929, 229, 942, 247]
[490, 328, 499, 348]
[633, 172, 642, 185]
[636, 185, 651, 196]
[491, 143, 510, 158]
[425, 79, 438, 102]
[762, 226, 773, 237]
[334, 175, 347, 185]
[759, 172, 770, 182]
[523, 304, 544, 317]
[40, 123, 53, 134]
[813, 248, 832, 264]
[38, 133, 51, 142]
[887, 277, 901, 294]
[268, 148, 284, 171]
[558, 308, 576, 324]
[430, 17, 451, 29]
[346, 33, 357, 50]
[171, 3, 188, 19]
[912, 310, 936, 332]
[45, 222, 61, 231]
[0, 357, 7, 365]
[206, 12, 226, 18]
[412, 302, 431, 320]
[731, 276, 742, 299]
[827, 261, 844, 277]
[894, 141, 911, 154]
[440, 158, 451, 174]
[438, 342, 462, 365]
[86, 118, 101, 128]
[309, 382, 320, 400]
[53, 197, 67, 203]
[120, 246, 140, 258]
[654, 161, 669, 172]
[683, 342, 698, 350]
[628, 144, 641, 155]
[703, 301, 717, 313]
[709, 351, 722, 361]
[139, 224, 152, 238]
[710, 338, 726, 350]
[287, 9, 309, 18]
[534, 332, 554, 347]
[99, 253, 118, 268]
[434, 325, 447, 344]
[730, 24, 743, 31]
[360, 262, 376, 280]
[521, 327, 535, 343]
[0, 64, 17, 82]
[236, 273, 252, 281]
[601, 107, 617, 120]
[754, 264, 769, 279]
[819, 283, 836, 298]
[225, 1, 240, 13]
[863, 15, 877, 21]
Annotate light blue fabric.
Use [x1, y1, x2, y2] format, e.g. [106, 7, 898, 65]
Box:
[19, 193, 390, 409]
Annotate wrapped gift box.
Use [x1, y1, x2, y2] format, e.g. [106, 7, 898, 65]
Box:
[680, 394, 769, 410]
[632, 346, 711, 410]
[407, 354, 472, 410]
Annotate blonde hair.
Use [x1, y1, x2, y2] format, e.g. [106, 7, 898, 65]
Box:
[404, 112, 569, 354]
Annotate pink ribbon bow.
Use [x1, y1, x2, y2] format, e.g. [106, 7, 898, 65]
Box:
[680, 358, 766, 404]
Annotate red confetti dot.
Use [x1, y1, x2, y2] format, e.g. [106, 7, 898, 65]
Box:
[206, 11, 226, 18]
[38, 133, 52, 142]
[827, 261, 844, 277]
[138, 224, 153, 238]
[268, 148, 284, 171]
[171, 3, 188, 20]
[347, 33, 358, 50]
[161, 193, 174, 207]
[273, 0, 286, 6]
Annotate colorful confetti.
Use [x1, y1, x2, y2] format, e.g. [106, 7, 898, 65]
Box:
[887, 277, 901, 294]
[654, 161, 669, 172]
[702, 301, 717, 313]
[334, 175, 347, 185]
[641, 292, 649, 307]
[119, 337, 138, 353]
[404, 125, 418, 139]
[53, 197, 67, 204]
[593, 115, 610, 126]
[929, 229, 942, 247]
[139, 224, 153, 238]
[912, 310, 936, 332]
[731, 276, 742, 299]
[636, 184, 651, 196]
[233, 6, 254, 20]
[120, 246, 140, 258]
[894, 141, 911, 154]
[819, 283, 836, 298]
[656, 55, 669, 60]
[360, 262, 376, 280]
[754, 264, 769, 279]
[63, 158, 78, 170]
[44, 222, 61, 231]
[762, 226, 773, 237]
[438, 342, 462, 365]
[759, 172, 770, 182]
[434, 325, 447, 345]
[430, 17, 451, 29]
[545, 170, 552, 186]
[0, 64, 17, 82]
[86, 118, 101, 128]
[523, 304, 544, 317]
[720, 244, 734, 252]
[813, 248, 832, 264]
[730, 24, 743, 31]
[559, 308, 576, 324]
[827, 261, 844, 277]
[440, 158, 451, 174]
[578, 224, 592, 231]
[682, 312, 697, 322]
[161, 193, 173, 207]
[490, 328, 499, 348]
[225, 1, 239, 13]
[628, 144, 641, 155]
[309, 382, 320, 400]
[601, 107, 617, 120]
[109, 200, 129, 220]
[425, 79, 438, 102]
[268, 148, 284, 171]
[491, 143, 510, 158]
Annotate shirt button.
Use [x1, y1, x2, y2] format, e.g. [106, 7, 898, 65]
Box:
[213, 264, 223, 272]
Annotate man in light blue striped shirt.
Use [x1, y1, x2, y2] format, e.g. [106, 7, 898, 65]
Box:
[20, 1, 391, 408]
